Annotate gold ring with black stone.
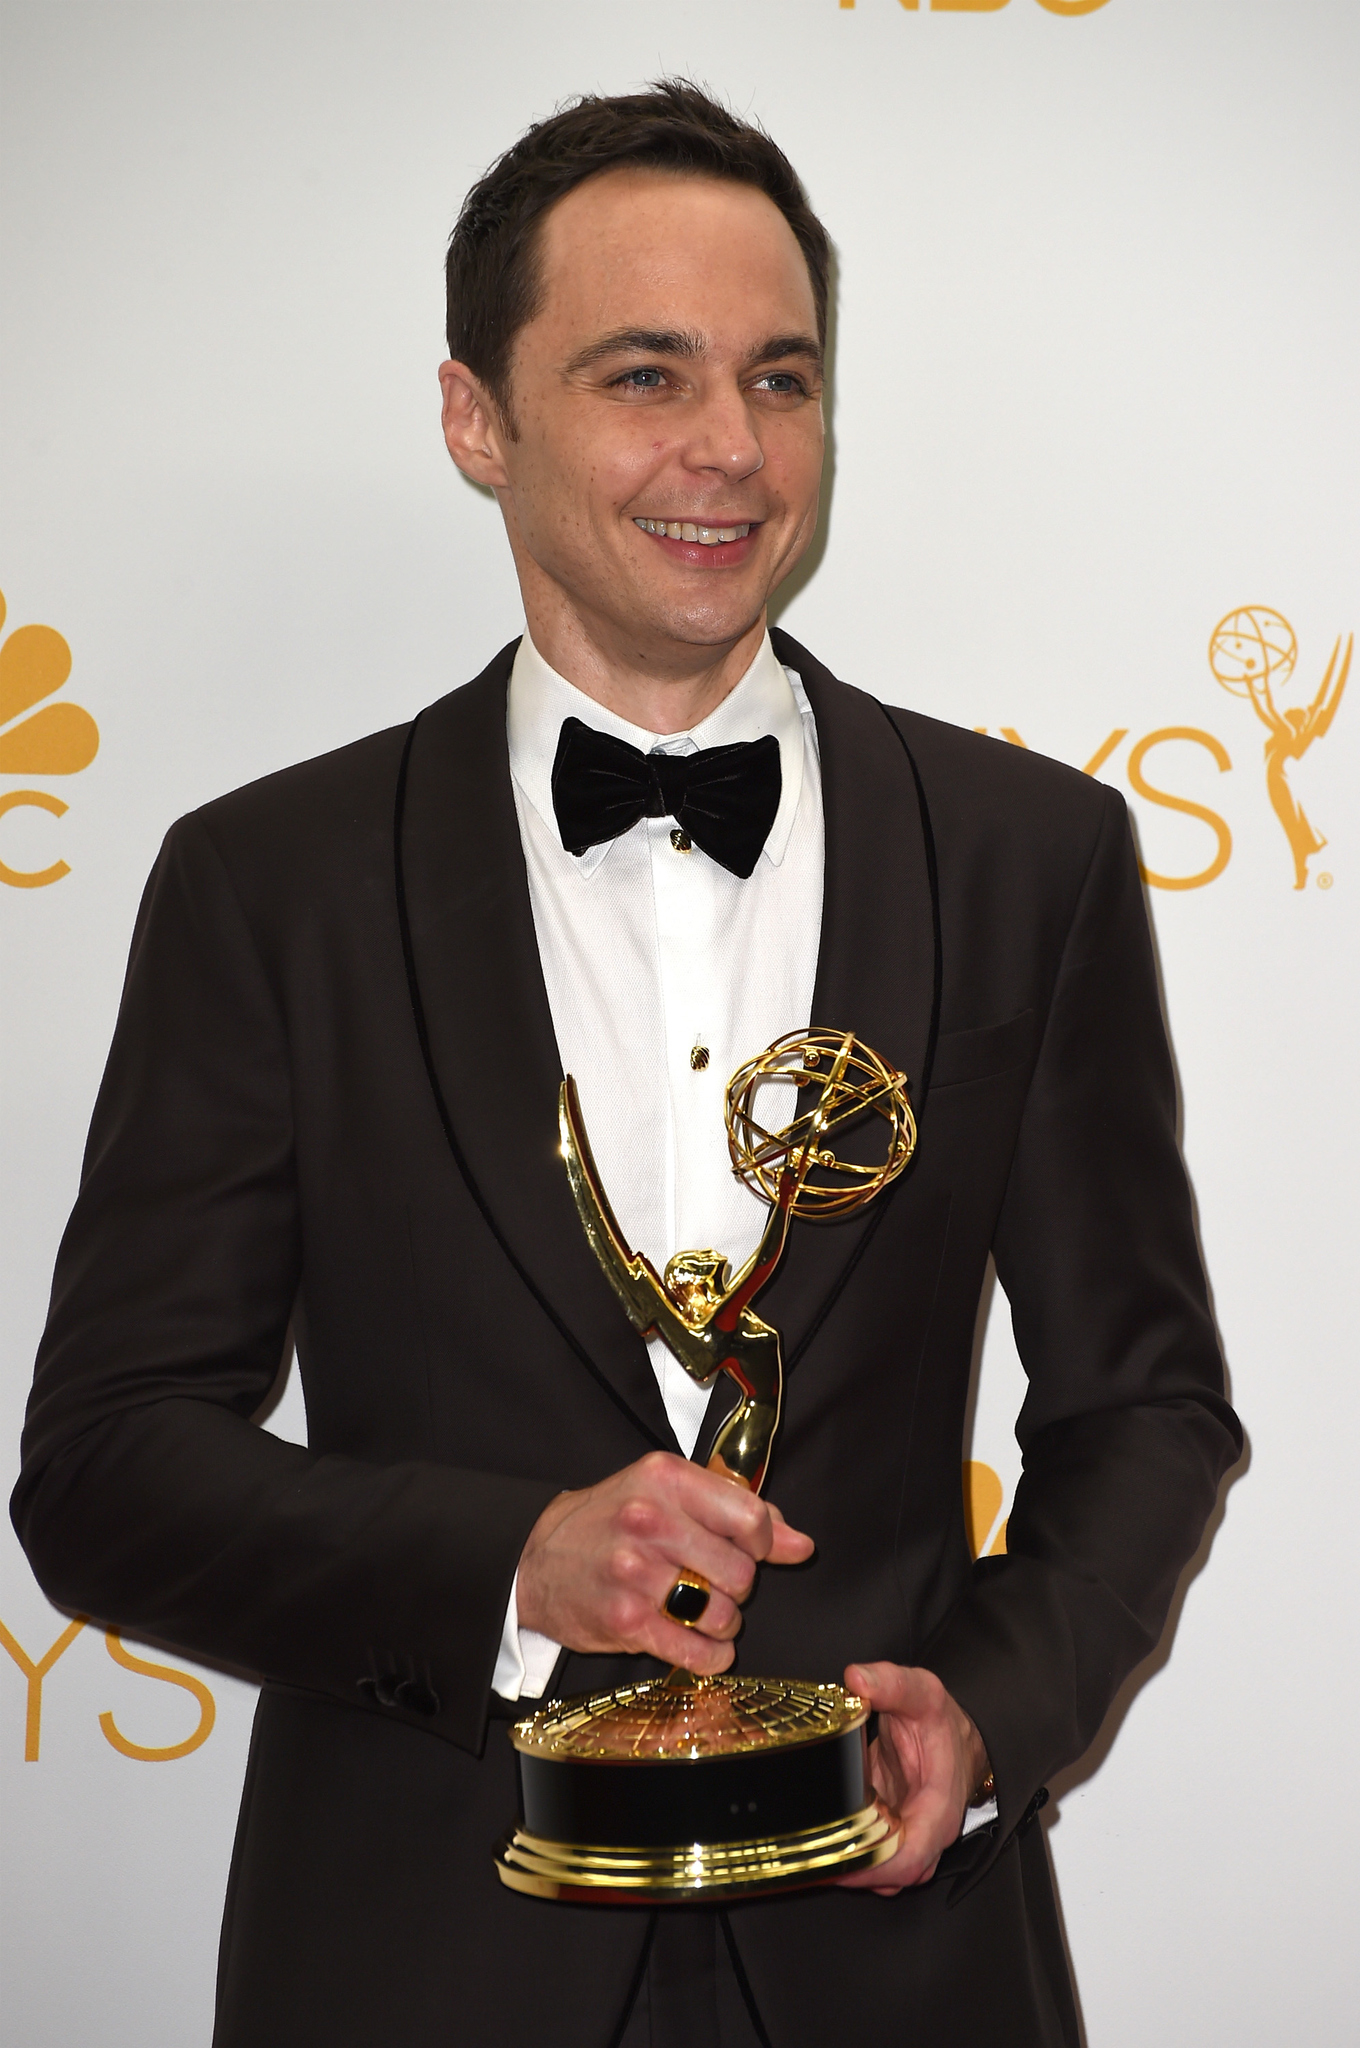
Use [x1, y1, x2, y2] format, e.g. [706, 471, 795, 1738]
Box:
[664, 1572, 711, 1626]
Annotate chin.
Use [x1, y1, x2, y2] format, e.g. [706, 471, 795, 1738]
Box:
[646, 595, 769, 651]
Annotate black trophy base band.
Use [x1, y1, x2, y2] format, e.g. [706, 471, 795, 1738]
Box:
[664, 1578, 711, 1625]
[515, 1724, 870, 1849]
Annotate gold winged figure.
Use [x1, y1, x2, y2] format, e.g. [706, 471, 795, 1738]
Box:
[1210, 607, 1352, 890]
[558, 1030, 915, 1495]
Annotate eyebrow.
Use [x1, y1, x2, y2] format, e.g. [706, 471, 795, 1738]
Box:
[745, 334, 823, 372]
[563, 328, 823, 375]
[564, 329, 704, 372]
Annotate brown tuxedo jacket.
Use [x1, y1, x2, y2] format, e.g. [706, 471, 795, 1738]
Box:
[12, 630, 1241, 2047]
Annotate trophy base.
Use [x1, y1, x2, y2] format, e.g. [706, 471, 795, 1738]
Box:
[495, 1671, 901, 1905]
[495, 1798, 899, 1903]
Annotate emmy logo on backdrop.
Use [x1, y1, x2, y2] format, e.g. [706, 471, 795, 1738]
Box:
[496, 1030, 918, 1904]
[1210, 606, 1352, 891]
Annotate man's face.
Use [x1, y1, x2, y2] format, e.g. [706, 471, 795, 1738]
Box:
[449, 169, 825, 667]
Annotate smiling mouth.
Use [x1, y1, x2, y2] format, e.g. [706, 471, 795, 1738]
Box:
[634, 518, 755, 546]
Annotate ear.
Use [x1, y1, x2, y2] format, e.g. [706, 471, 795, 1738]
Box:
[439, 359, 511, 487]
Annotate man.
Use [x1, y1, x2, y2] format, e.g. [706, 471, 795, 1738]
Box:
[12, 82, 1240, 2047]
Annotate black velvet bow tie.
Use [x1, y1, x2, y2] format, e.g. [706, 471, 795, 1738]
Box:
[550, 717, 782, 880]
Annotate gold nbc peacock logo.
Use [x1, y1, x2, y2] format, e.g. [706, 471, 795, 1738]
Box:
[0, 586, 100, 888]
[963, 1461, 1009, 1558]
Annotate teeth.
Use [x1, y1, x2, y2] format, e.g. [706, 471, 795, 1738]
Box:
[634, 519, 752, 546]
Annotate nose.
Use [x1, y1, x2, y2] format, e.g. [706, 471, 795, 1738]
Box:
[680, 381, 765, 482]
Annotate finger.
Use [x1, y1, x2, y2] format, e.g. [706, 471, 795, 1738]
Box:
[657, 1522, 764, 1605]
[659, 1510, 812, 1598]
[765, 1517, 815, 1565]
[877, 1802, 950, 1887]
[761, 1502, 816, 1564]
[606, 1540, 749, 1630]
[593, 1561, 740, 1669]
[844, 1662, 931, 1716]
[863, 1732, 910, 1815]
[605, 1538, 746, 1635]
[845, 1660, 896, 1703]
[612, 1472, 766, 1600]
[654, 1575, 745, 1643]
[837, 1808, 947, 1893]
[671, 1465, 813, 1561]
[673, 1587, 743, 1643]
[636, 1609, 738, 1674]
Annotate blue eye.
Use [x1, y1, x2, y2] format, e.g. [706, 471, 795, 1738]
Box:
[619, 368, 665, 389]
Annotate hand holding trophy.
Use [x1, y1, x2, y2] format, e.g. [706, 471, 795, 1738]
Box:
[495, 1030, 917, 1903]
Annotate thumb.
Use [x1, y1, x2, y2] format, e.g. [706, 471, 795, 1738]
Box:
[764, 1501, 815, 1564]
[845, 1662, 939, 1721]
[845, 1661, 912, 1711]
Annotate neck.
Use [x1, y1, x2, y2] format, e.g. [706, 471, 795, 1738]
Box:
[519, 593, 768, 736]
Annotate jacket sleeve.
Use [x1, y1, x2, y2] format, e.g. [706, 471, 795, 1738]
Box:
[9, 814, 559, 1755]
[919, 785, 1242, 1853]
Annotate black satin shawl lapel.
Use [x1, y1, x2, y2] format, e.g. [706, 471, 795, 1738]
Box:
[395, 642, 675, 1450]
[753, 629, 939, 1373]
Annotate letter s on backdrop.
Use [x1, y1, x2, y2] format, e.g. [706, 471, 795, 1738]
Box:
[99, 1632, 216, 1761]
[1126, 727, 1233, 890]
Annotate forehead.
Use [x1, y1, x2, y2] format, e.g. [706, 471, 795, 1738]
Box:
[528, 168, 818, 347]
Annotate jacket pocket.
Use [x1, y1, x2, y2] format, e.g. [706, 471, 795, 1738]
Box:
[929, 1009, 1036, 1092]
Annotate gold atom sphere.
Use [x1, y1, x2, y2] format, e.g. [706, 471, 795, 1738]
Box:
[1209, 606, 1297, 697]
[724, 1029, 916, 1220]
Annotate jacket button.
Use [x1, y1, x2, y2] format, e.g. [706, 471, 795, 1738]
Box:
[358, 1672, 403, 1708]
[395, 1679, 440, 1717]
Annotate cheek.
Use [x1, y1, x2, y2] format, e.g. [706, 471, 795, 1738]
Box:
[597, 432, 674, 500]
[513, 410, 680, 540]
[768, 422, 824, 513]
[511, 438, 594, 542]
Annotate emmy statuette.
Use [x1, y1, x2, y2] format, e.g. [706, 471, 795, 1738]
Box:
[495, 1031, 917, 1904]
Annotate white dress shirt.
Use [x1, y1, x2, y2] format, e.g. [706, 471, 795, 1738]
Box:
[493, 628, 824, 1699]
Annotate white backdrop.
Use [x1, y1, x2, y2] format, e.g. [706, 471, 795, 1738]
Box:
[3, 3, 1357, 2041]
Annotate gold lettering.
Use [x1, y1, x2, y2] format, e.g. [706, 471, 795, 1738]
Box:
[0, 789, 69, 888]
[990, 725, 1132, 780]
[838, 0, 1111, 12]
[1082, 728, 1129, 777]
[99, 1632, 216, 1761]
[0, 1614, 87, 1760]
[1126, 727, 1233, 890]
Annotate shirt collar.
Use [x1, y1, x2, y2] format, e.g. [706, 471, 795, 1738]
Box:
[506, 629, 808, 875]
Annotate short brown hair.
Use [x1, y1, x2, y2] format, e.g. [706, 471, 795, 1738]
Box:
[445, 79, 831, 421]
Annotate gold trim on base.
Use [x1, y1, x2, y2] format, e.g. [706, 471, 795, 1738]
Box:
[509, 1672, 869, 1760]
[494, 1800, 901, 1904]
